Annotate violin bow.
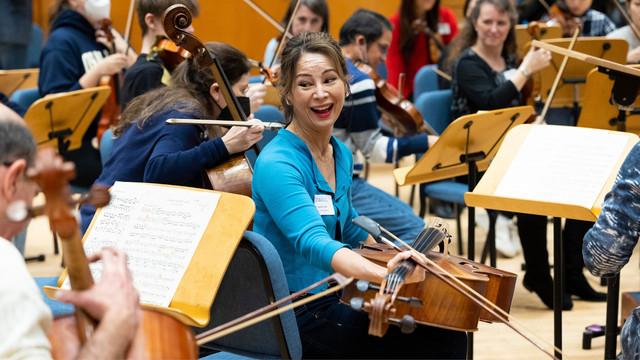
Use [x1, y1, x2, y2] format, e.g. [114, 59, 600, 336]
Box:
[538, 27, 580, 123]
[269, 0, 302, 70]
[241, 0, 293, 40]
[195, 273, 352, 345]
[612, 0, 640, 42]
[536, 0, 553, 13]
[123, 0, 136, 56]
[355, 218, 561, 359]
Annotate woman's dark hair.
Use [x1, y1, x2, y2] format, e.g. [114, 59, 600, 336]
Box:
[443, 0, 517, 71]
[114, 42, 250, 136]
[277, 32, 348, 123]
[399, 0, 441, 62]
[281, 0, 330, 36]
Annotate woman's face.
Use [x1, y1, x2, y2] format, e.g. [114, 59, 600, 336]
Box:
[291, 5, 324, 35]
[415, 0, 437, 16]
[289, 52, 345, 132]
[473, 3, 511, 50]
[630, 0, 640, 28]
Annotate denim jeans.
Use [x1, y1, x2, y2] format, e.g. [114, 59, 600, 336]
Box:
[350, 177, 424, 243]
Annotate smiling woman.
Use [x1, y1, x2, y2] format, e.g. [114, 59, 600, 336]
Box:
[251, 31, 467, 358]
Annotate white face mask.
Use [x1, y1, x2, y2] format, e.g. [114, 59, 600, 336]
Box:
[84, 0, 110, 22]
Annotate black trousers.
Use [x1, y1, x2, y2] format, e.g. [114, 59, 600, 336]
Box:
[296, 293, 468, 359]
[517, 214, 593, 280]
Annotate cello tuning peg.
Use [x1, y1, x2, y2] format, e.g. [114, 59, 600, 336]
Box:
[350, 297, 365, 311]
[396, 296, 423, 308]
[389, 315, 417, 334]
[399, 315, 417, 334]
[355, 280, 379, 292]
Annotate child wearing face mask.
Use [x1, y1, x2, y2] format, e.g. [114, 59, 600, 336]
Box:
[38, 0, 137, 189]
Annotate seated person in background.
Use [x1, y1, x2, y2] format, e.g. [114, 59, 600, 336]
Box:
[79, 42, 264, 232]
[263, 0, 329, 69]
[252, 31, 467, 359]
[583, 142, 640, 359]
[386, 0, 459, 98]
[0, 119, 139, 359]
[120, 0, 200, 110]
[542, 0, 615, 37]
[606, 0, 640, 63]
[39, 0, 137, 189]
[335, 9, 436, 243]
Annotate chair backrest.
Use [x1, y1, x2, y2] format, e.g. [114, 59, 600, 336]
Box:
[10, 87, 39, 112]
[197, 231, 302, 360]
[254, 105, 284, 122]
[413, 65, 439, 99]
[99, 128, 115, 166]
[415, 89, 453, 134]
[26, 24, 43, 68]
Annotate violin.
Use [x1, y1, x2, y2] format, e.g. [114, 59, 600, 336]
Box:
[163, 4, 255, 196]
[355, 62, 438, 136]
[341, 221, 516, 335]
[152, 36, 192, 72]
[31, 148, 197, 359]
[97, 19, 121, 141]
[548, 2, 582, 37]
[248, 59, 282, 107]
[412, 19, 445, 65]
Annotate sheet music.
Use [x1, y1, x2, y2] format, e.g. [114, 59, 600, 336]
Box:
[63, 182, 220, 307]
[495, 126, 628, 208]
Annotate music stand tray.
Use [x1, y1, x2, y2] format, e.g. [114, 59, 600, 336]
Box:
[0, 68, 39, 97]
[23, 86, 111, 154]
[465, 124, 638, 358]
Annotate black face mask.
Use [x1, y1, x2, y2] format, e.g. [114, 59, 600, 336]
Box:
[218, 96, 251, 120]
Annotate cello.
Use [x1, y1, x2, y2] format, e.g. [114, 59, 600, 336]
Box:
[29, 148, 197, 359]
[163, 4, 255, 196]
[342, 216, 560, 358]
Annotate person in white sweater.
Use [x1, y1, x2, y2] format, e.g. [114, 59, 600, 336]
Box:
[0, 119, 139, 359]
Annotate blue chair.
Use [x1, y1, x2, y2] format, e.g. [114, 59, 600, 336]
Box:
[254, 105, 284, 122]
[10, 88, 39, 112]
[34, 277, 75, 318]
[100, 128, 115, 166]
[414, 90, 498, 261]
[26, 24, 43, 68]
[198, 231, 302, 360]
[413, 65, 439, 100]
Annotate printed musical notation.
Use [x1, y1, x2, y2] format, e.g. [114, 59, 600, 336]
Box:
[63, 182, 220, 307]
[495, 126, 628, 209]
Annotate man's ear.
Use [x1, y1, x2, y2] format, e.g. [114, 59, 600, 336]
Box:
[355, 34, 367, 47]
[145, 13, 157, 32]
[1, 159, 26, 200]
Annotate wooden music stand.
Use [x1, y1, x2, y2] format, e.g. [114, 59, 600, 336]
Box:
[23, 86, 110, 154]
[0, 68, 39, 97]
[577, 67, 640, 133]
[465, 124, 638, 359]
[526, 38, 627, 118]
[533, 39, 640, 359]
[45, 183, 255, 327]
[515, 24, 561, 59]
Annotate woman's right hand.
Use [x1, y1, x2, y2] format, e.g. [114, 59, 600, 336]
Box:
[519, 48, 552, 76]
[221, 124, 265, 154]
[628, 47, 640, 64]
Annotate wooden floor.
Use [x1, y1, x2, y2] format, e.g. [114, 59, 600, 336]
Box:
[24, 161, 640, 359]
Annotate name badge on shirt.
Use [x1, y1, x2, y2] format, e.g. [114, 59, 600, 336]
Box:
[438, 22, 451, 36]
[314, 194, 335, 216]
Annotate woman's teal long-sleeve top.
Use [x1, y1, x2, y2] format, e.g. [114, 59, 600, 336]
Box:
[252, 129, 368, 292]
